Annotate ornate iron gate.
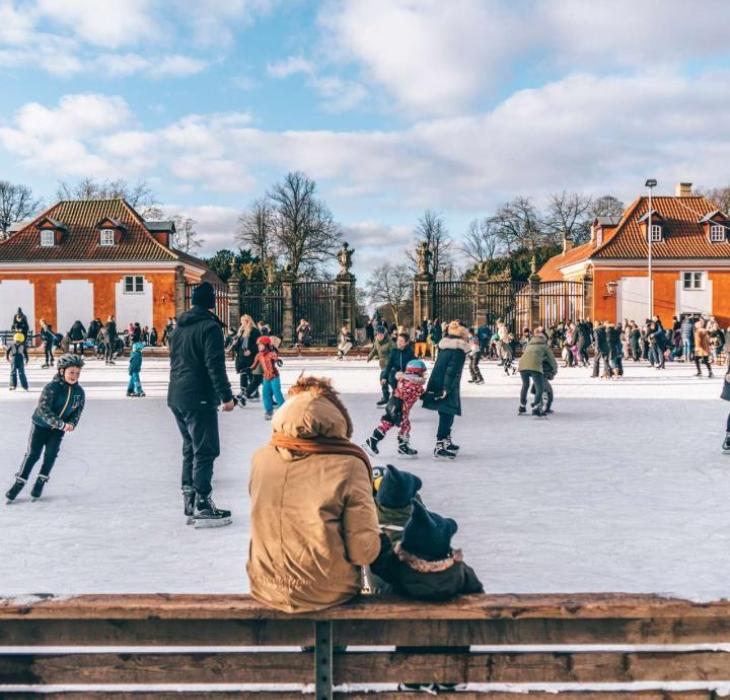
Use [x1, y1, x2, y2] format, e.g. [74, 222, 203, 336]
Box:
[239, 282, 284, 337]
[483, 281, 530, 333]
[431, 281, 477, 326]
[293, 281, 338, 346]
[537, 281, 585, 329]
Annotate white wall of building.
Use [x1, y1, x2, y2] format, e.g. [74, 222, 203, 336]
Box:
[56, 279, 94, 335]
[0, 280, 35, 334]
[676, 273, 713, 316]
[617, 276, 652, 323]
[115, 277, 153, 329]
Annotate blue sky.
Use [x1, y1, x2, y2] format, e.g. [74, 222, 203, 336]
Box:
[2, 0, 730, 279]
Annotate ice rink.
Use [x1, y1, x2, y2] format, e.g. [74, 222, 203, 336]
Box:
[1, 355, 728, 599]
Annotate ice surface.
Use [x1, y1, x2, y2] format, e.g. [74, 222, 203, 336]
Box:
[1, 356, 728, 598]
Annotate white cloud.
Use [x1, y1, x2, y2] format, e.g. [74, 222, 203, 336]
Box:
[267, 55, 314, 78]
[158, 203, 240, 254]
[152, 54, 208, 77]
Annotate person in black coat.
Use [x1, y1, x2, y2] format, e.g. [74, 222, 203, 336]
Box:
[230, 314, 261, 400]
[11, 308, 29, 338]
[87, 318, 102, 343]
[6, 334, 29, 390]
[591, 322, 612, 378]
[40, 321, 56, 368]
[167, 282, 235, 525]
[100, 316, 118, 365]
[68, 320, 87, 355]
[384, 333, 414, 390]
[422, 321, 469, 460]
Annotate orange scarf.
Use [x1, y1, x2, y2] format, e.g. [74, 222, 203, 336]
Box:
[269, 434, 372, 483]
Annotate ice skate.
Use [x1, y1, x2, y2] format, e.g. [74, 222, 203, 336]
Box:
[518, 404, 527, 415]
[264, 411, 273, 421]
[532, 403, 545, 417]
[30, 475, 48, 500]
[376, 397, 388, 407]
[397, 436, 417, 458]
[723, 432, 730, 454]
[234, 393, 246, 407]
[5, 476, 26, 503]
[192, 494, 232, 528]
[433, 440, 456, 460]
[183, 486, 195, 524]
[364, 428, 385, 456]
[445, 436, 460, 452]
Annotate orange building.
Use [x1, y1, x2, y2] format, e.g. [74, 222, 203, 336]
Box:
[0, 199, 219, 336]
[538, 183, 730, 327]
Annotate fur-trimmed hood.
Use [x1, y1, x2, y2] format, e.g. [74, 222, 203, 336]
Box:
[271, 375, 354, 444]
[438, 336, 470, 353]
[394, 541, 461, 573]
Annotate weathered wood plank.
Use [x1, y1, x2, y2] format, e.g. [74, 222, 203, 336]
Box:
[2, 593, 730, 622]
[3, 650, 730, 685]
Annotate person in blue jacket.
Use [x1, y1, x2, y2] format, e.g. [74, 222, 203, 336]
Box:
[5, 354, 85, 503]
[127, 341, 146, 397]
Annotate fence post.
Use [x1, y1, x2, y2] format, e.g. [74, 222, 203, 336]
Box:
[314, 621, 333, 700]
[282, 275, 295, 346]
[475, 263, 489, 328]
[174, 265, 186, 317]
[227, 270, 240, 332]
[582, 273, 593, 321]
[412, 241, 433, 327]
[335, 242, 356, 338]
[529, 264, 541, 330]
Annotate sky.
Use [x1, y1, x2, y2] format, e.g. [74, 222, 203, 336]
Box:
[2, 0, 730, 280]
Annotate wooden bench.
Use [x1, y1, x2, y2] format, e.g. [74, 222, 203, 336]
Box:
[2, 593, 730, 698]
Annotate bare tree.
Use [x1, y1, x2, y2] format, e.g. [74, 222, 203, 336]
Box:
[544, 191, 593, 244]
[366, 263, 412, 326]
[236, 197, 277, 265]
[57, 177, 162, 219]
[268, 171, 341, 277]
[697, 186, 730, 213]
[408, 210, 452, 280]
[461, 217, 503, 264]
[590, 195, 625, 221]
[491, 196, 547, 253]
[172, 215, 202, 254]
[0, 181, 42, 238]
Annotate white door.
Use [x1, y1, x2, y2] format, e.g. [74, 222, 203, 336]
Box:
[617, 276, 652, 323]
[56, 280, 94, 335]
[0, 279, 35, 334]
[115, 275, 153, 329]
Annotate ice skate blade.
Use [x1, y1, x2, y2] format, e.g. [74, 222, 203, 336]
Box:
[193, 516, 232, 529]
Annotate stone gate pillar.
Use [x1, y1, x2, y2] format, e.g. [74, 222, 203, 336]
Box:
[475, 262, 489, 328]
[227, 263, 241, 331]
[528, 255, 541, 329]
[282, 273, 295, 346]
[412, 240, 433, 326]
[174, 265, 186, 318]
[335, 242, 356, 339]
[582, 273, 593, 322]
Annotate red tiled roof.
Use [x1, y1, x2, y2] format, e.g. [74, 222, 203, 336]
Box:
[538, 241, 594, 281]
[0, 199, 183, 263]
[593, 195, 730, 259]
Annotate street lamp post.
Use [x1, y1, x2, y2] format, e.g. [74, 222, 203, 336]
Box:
[645, 179, 657, 318]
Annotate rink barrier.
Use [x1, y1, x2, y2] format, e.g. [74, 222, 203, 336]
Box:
[2, 593, 730, 697]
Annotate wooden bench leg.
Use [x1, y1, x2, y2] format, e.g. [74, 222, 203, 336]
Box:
[315, 620, 333, 700]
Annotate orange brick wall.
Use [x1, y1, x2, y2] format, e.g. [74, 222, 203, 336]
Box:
[593, 268, 730, 327]
[0, 271, 177, 334]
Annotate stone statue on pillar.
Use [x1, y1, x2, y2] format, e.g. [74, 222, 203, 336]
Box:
[336, 242, 354, 280]
[415, 241, 432, 280]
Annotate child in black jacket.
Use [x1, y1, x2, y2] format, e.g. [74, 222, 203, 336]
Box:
[6, 333, 29, 390]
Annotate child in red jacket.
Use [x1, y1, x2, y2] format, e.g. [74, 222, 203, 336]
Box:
[251, 336, 285, 420]
[365, 359, 426, 457]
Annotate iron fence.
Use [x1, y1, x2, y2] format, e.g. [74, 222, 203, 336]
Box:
[184, 282, 230, 328]
[432, 281, 477, 326]
[293, 281, 338, 346]
[238, 282, 284, 337]
[537, 281, 585, 330]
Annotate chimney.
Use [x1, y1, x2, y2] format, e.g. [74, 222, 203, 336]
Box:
[676, 182, 693, 197]
[562, 230, 573, 254]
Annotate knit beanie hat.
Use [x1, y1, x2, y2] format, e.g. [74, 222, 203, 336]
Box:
[447, 320, 468, 339]
[191, 282, 216, 309]
[401, 499, 458, 561]
[376, 465, 422, 509]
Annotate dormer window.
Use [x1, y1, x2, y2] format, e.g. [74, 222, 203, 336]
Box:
[40, 230, 55, 247]
[650, 224, 662, 242]
[710, 224, 726, 242]
[100, 229, 115, 246]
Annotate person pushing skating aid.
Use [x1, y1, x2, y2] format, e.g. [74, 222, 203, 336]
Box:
[5, 354, 86, 503]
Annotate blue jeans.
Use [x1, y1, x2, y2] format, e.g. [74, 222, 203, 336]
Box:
[127, 371, 143, 395]
[262, 376, 285, 414]
[683, 338, 692, 360]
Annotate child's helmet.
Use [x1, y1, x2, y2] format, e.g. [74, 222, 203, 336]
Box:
[258, 336, 272, 346]
[406, 359, 427, 375]
[57, 353, 85, 370]
[13, 332, 24, 343]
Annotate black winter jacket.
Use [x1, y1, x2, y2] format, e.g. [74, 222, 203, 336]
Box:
[594, 325, 610, 354]
[422, 336, 468, 416]
[33, 375, 85, 430]
[87, 320, 101, 340]
[384, 345, 414, 386]
[232, 327, 261, 372]
[167, 306, 233, 410]
[69, 321, 86, 341]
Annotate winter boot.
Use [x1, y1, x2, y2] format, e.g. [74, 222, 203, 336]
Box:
[433, 440, 456, 460]
[127, 390, 135, 397]
[5, 476, 26, 503]
[364, 428, 385, 456]
[30, 475, 48, 500]
[192, 494, 232, 528]
[397, 436, 418, 457]
[182, 486, 195, 523]
[264, 411, 273, 421]
[723, 432, 730, 454]
[445, 435, 460, 452]
[518, 404, 527, 415]
[234, 393, 246, 407]
[531, 403, 544, 417]
[376, 395, 389, 406]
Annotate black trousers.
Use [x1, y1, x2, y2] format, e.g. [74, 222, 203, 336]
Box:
[379, 369, 390, 401]
[246, 374, 262, 398]
[469, 354, 483, 381]
[238, 368, 250, 394]
[695, 356, 712, 374]
[10, 361, 28, 389]
[436, 411, 455, 440]
[592, 352, 612, 377]
[18, 424, 64, 481]
[44, 343, 54, 365]
[71, 342, 85, 356]
[105, 341, 115, 362]
[171, 407, 220, 496]
[520, 370, 544, 407]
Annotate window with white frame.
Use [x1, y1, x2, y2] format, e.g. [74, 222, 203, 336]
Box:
[650, 224, 663, 242]
[124, 275, 144, 294]
[710, 224, 725, 242]
[100, 228, 115, 246]
[682, 271, 704, 290]
[40, 230, 55, 247]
